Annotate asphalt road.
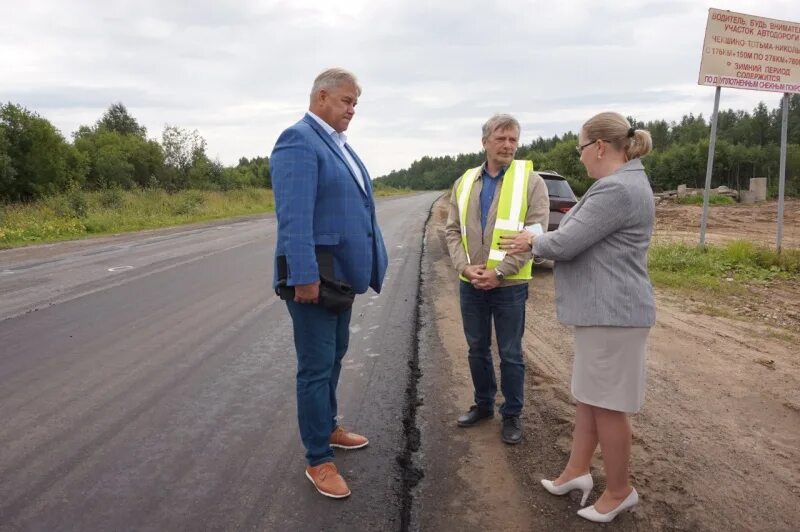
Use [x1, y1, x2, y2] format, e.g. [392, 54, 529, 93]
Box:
[0, 191, 440, 531]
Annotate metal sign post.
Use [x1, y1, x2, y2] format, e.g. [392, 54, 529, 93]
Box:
[699, 86, 721, 248]
[777, 92, 788, 253]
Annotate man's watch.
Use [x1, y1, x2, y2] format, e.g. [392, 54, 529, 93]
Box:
[494, 268, 505, 280]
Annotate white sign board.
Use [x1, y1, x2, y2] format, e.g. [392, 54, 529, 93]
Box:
[698, 8, 800, 94]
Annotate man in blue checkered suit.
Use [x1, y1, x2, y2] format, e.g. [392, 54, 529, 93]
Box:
[270, 68, 388, 499]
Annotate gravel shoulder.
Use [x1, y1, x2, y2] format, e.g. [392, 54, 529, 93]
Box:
[415, 196, 799, 531]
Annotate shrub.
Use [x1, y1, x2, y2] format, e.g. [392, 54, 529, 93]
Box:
[172, 190, 206, 215]
[67, 189, 89, 217]
[99, 187, 125, 209]
[39, 189, 89, 218]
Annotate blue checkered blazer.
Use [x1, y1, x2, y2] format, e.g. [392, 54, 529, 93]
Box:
[271, 114, 388, 295]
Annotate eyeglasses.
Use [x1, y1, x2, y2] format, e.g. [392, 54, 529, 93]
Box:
[575, 139, 599, 155]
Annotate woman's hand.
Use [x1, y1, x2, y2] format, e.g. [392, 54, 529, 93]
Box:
[499, 231, 533, 254]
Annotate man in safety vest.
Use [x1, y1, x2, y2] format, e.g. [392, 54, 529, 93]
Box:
[445, 113, 550, 444]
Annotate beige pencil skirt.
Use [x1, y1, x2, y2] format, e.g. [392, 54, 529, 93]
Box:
[571, 326, 650, 414]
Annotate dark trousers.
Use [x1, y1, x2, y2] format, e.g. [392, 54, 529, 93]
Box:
[459, 281, 528, 418]
[286, 300, 352, 466]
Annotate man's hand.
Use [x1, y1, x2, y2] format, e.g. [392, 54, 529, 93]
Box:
[294, 281, 321, 304]
[471, 269, 501, 290]
[461, 264, 486, 281]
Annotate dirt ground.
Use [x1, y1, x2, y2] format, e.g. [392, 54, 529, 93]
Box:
[417, 196, 800, 531]
[654, 198, 800, 332]
[654, 197, 800, 249]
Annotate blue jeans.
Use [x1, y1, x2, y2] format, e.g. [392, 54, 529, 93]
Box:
[286, 300, 351, 466]
[459, 281, 528, 418]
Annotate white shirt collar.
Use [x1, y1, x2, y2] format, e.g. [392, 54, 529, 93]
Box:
[308, 111, 347, 145]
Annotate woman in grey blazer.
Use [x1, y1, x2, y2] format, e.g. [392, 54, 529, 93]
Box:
[501, 112, 655, 523]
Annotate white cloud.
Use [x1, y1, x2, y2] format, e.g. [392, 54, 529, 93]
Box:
[0, 0, 795, 176]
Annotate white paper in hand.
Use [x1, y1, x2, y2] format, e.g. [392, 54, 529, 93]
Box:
[524, 223, 543, 236]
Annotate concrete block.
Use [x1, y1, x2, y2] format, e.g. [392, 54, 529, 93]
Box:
[739, 190, 757, 204]
[677, 184, 687, 197]
[750, 177, 767, 201]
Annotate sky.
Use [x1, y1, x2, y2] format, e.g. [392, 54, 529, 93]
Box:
[1, 0, 797, 177]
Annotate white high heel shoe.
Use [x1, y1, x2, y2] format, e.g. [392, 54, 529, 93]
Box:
[577, 488, 638, 523]
[540, 473, 593, 506]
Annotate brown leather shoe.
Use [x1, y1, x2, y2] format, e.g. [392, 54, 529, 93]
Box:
[305, 462, 351, 498]
[330, 426, 369, 450]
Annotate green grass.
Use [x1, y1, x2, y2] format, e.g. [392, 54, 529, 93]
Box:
[0, 188, 275, 249]
[372, 183, 413, 196]
[648, 240, 800, 293]
[0, 185, 417, 249]
[673, 194, 735, 205]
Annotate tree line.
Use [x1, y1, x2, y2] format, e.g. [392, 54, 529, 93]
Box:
[3, 97, 799, 203]
[376, 95, 800, 197]
[0, 102, 270, 202]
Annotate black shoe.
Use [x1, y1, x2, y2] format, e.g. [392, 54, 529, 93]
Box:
[501, 416, 522, 444]
[457, 405, 494, 427]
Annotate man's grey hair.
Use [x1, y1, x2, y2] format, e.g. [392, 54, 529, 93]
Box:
[482, 114, 520, 142]
[309, 68, 362, 103]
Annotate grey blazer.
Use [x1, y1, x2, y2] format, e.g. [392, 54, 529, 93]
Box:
[533, 159, 656, 327]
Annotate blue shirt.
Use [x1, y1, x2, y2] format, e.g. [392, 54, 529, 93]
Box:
[479, 165, 505, 231]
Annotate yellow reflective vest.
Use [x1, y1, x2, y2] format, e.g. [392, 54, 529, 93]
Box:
[456, 160, 533, 282]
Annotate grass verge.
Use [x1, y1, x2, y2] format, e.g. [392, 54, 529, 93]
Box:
[672, 194, 735, 205]
[0, 185, 416, 249]
[648, 240, 800, 293]
[372, 184, 414, 196]
[0, 188, 275, 249]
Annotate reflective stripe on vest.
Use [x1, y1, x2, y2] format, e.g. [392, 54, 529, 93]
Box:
[455, 160, 533, 281]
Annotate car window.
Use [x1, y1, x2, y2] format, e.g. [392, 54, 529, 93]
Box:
[543, 179, 575, 199]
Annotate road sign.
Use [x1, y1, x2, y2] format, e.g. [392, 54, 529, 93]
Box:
[699, 8, 800, 94]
